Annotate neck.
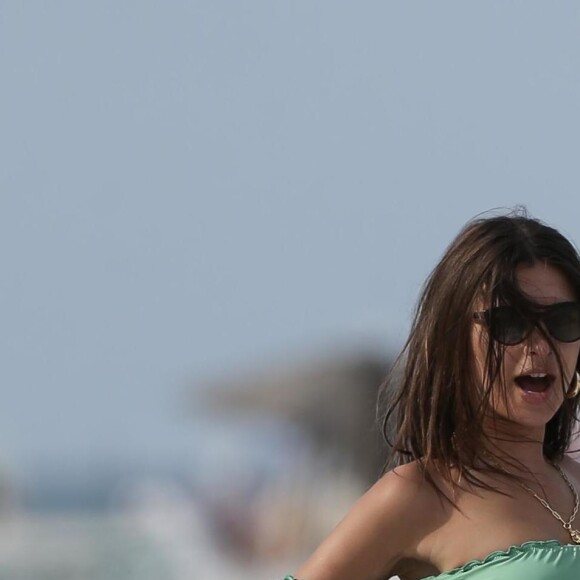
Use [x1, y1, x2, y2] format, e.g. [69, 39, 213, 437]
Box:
[481, 417, 550, 475]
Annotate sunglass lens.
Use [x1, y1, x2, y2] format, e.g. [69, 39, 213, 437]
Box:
[544, 303, 580, 343]
[489, 307, 529, 345]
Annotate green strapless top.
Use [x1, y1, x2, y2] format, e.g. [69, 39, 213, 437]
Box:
[283, 539, 580, 580]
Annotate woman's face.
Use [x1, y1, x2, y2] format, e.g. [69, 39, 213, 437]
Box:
[471, 261, 580, 430]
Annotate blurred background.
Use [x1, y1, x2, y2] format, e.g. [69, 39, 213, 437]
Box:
[1, 1, 580, 579]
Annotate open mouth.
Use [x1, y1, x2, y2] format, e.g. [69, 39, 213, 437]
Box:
[514, 373, 555, 393]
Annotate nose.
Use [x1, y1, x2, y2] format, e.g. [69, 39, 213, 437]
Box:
[527, 324, 552, 356]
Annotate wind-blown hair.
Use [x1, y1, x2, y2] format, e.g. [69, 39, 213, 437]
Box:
[377, 210, 580, 501]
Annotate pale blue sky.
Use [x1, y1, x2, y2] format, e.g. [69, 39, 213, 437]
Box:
[1, 1, 580, 478]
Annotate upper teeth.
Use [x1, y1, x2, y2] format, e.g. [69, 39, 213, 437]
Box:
[528, 373, 547, 378]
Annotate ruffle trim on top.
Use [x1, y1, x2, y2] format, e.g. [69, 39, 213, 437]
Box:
[421, 539, 577, 579]
[283, 539, 580, 580]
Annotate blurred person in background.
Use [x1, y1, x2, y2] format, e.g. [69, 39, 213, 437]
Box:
[284, 210, 580, 580]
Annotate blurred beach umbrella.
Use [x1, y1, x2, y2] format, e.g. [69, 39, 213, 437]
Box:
[199, 351, 393, 484]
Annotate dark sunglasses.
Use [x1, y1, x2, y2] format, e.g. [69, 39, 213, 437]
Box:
[473, 301, 580, 346]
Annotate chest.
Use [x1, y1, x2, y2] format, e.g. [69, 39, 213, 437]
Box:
[397, 467, 580, 580]
[428, 481, 579, 573]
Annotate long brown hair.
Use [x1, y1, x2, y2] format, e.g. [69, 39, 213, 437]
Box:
[378, 209, 580, 502]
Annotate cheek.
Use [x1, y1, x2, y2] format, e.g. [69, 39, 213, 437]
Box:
[560, 343, 580, 377]
[492, 347, 522, 398]
[470, 326, 487, 382]
[470, 326, 509, 388]
[501, 347, 521, 375]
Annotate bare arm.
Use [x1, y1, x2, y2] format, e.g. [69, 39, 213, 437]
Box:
[290, 463, 438, 580]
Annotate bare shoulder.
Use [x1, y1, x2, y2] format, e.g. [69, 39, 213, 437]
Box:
[354, 461, 444, 538]
[291, 461, 446, 580]
[375, 461, 445, 513]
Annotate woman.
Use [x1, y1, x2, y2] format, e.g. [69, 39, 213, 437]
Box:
[284, 211, 580, 579]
